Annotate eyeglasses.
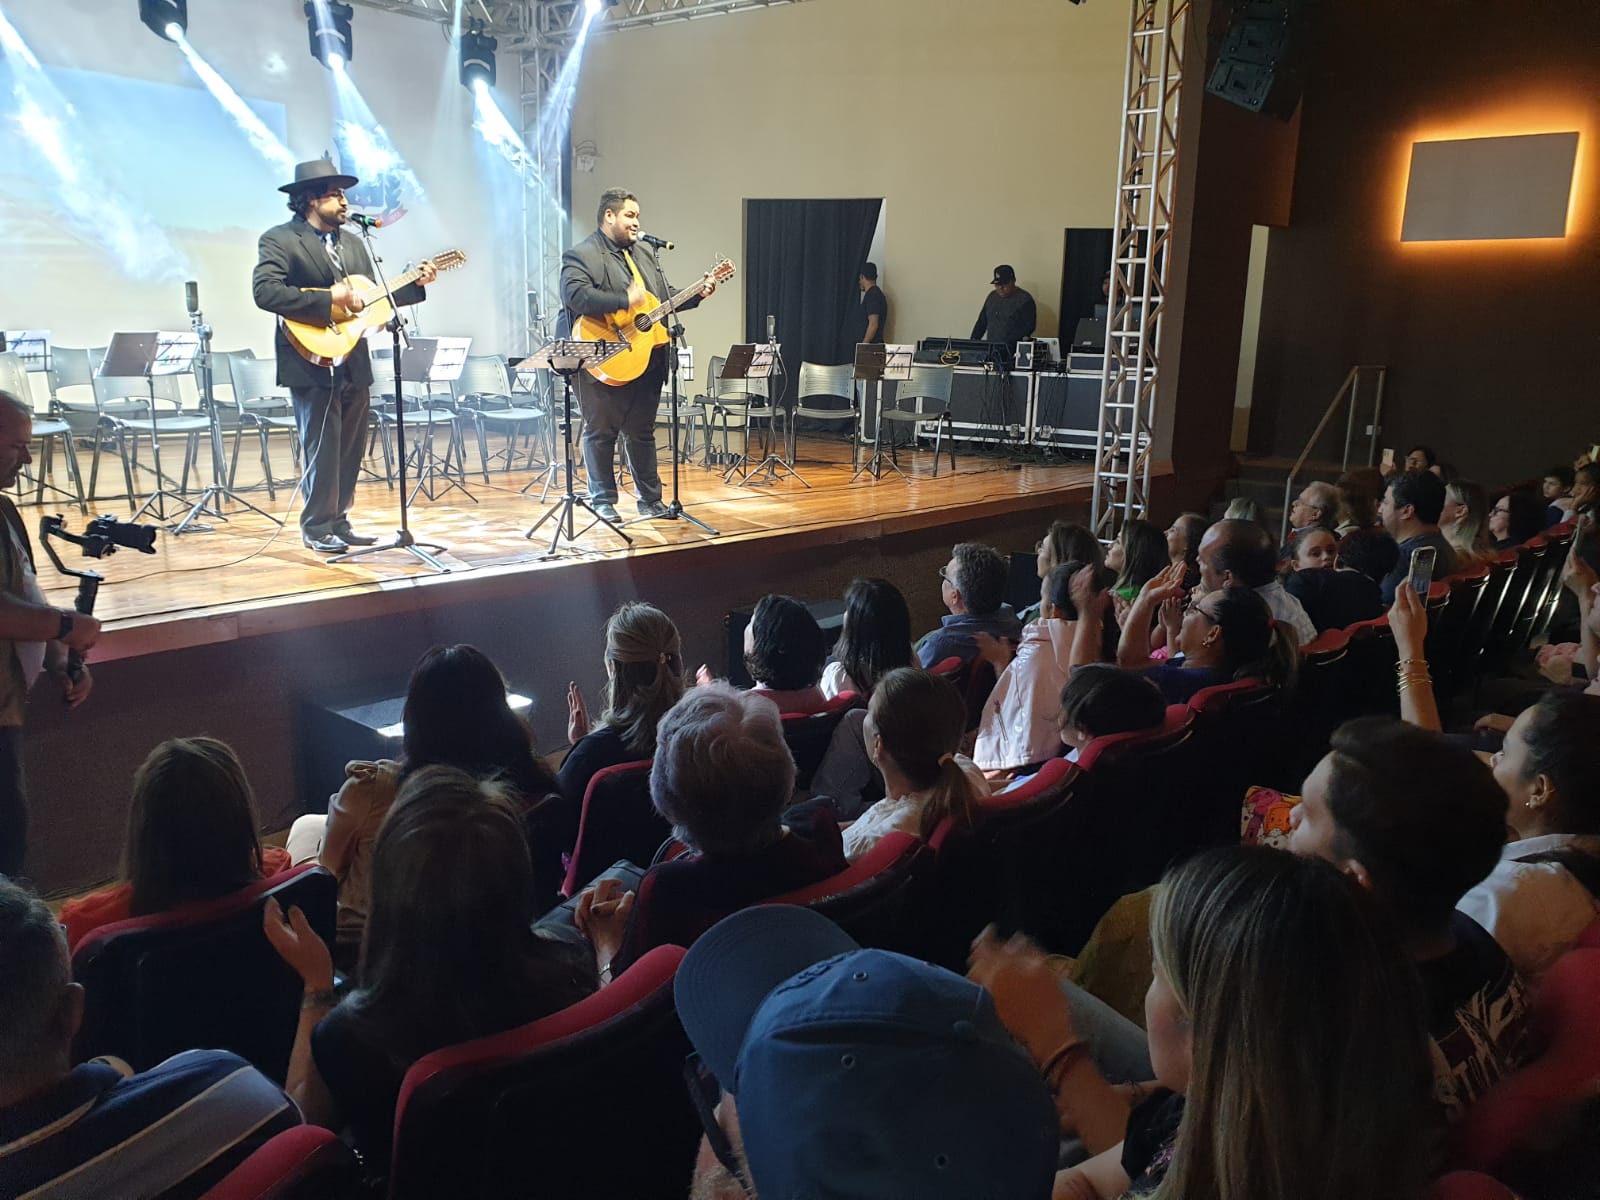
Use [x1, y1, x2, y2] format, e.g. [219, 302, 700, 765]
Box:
[684, 1054, 755, 1197]
[938, 566, 953, 584]
[1492, 504, 1511, 515]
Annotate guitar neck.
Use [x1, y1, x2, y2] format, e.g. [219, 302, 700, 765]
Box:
[355, 264, 428, 305]
[647, 280, 707, 323]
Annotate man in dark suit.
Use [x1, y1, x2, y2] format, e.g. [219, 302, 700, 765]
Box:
[252, 159, 435, 553]
[561, 187, 715, 524]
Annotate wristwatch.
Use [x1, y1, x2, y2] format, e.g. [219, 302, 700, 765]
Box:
[55, 613, 73, 642]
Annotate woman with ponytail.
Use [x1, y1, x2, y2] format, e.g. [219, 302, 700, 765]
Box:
[841, 667, 990, 861]
[561, 602, 686, 804]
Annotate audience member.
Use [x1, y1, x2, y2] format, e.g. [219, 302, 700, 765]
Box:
[1442, 479, 1490, 565]
[1458, 690, 1600, 980]
[563, 601, 684, 802]
[1164, 512, 1207, 590]
[1289, 718, 1533, 1119]
[1197, 518, 1317, 643]
[1335, 466, 1387, 534]
[968, 847, 1434, 1200]
[61, 737, 291, 950]
[976, 564, 1076, 769]
[1222, 495, 1263, 525]
[727, 594, 830, 713]
[289, 645, 560, 957]
[678, 905, 1059, 1200]
[1106, 564, 1297, 703]
[1403, 444, 1437, 474]
[0, 879, 300, 1196]
[1284, 480, 1338, 556]
[1543, 465, 1576, 526]
[1019, 521, 1102, 626]
[846, 668, 987, 860]
[821, 578, 912, 700]
[1338, 525, 1401, 584]
[916, 541, 1021, 668]
[1106, 519, 1167, 604]
[1571, 462, 1600, 517]
[1378, 470, 1459, 606]
[1488, 489, 1548, 551]
[577, 684, 846, 973]
[1055, 664, 1166, 762]
[266, 767, 596, 1173]
[1286, 533, 1384, 632]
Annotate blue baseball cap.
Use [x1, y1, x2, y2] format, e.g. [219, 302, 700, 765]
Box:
[675, 906, 1059, 1200]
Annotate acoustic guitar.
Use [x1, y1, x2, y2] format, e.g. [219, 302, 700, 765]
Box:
[574, 257, 736, 385]
[283, 249, 468, 366]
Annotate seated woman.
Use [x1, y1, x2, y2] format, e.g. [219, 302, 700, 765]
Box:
[975, 564, 1077, 770]
[821, 577, 913, 700]
[1334, 467, 1386, 535]
[1097, 563, 1297, 704]
[1442, 478, 1490, 565]
[1285, 529, 1384, 632]
[1055, 664, 1167, 763]
[968, 846, 1434, 1200]
[288, 644, 560, 960]
[1164, 512, 1208, 591]
[61, 737, 290, 949]
[265, 766, 596, 1176]
[576, 684, 847, 973]
[1489, 488, 1548, 550]
[1020, 520, 1104, 625]
[1106, 519, 1168, 605]
[844, 668, 989, 861]
[700, 594, 830, 714]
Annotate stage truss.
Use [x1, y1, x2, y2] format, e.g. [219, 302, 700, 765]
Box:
[1090, 0, 1193, 544]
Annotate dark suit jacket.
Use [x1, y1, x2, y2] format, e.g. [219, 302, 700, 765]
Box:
[251, 217, 425, 391]
[559, 229, 702, 328]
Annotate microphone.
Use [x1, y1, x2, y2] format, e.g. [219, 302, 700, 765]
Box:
[185, 280, 199, 315]
[638, 232, 674, 251]
[346, 212, 384, 229]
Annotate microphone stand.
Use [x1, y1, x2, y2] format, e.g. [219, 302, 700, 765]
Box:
[331, 222, 449, 572]
[624, 252, 717, 536]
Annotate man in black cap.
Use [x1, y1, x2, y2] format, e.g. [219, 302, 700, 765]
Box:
[972, 264, 1037, 351]
[252, 158, 436, 554]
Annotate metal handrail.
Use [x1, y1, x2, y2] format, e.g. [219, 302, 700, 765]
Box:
[1280, 365, 1387, 544]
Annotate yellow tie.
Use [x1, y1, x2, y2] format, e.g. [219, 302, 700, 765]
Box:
[623, 249, 645, 290]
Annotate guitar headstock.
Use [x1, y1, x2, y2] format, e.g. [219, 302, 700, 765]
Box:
[708, 257, 736, 284]
[429, 249, 468, 272]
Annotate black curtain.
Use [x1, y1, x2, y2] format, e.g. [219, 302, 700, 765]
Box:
[1059, 227, 1114, 341]
[744, 199, 883, 394]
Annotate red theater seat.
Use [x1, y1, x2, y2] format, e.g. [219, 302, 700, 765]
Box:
[198, 1126, 359, 1200]
[560, 759, 663, 898]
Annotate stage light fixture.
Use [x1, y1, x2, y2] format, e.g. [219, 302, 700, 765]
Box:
[459, 21, 496, 92]
[305, 1, 354, 70]
[139, 0, 186, 41]
[585, 0, 603, 15]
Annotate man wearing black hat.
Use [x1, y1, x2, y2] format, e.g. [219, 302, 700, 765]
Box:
[972, 264, 1036, 351]
[252, 158, 436, 554]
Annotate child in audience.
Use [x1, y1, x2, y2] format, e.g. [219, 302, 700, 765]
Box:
[975, 565, 1076, 770]
[1543, 465, 1576, 525]
[822, 578, 913, 700]
[1293, 526, 1339, 571]
[968, 846, 1434, 1200]
[1164, 512, 1208, 591]
[60, 737, 290, 949]
[563, 602, 685, 803]
[1287, 530, 1384, 632]
[844, 667, 988, 861]
[289, 644, 560, 960]
[1055, 665, 1167, 763]
[265, 766, 596, 1176]
[1106, 519, 1168, 604]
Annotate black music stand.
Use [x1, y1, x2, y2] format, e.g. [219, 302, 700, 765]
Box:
[720, 343, 804, 489]
[102, 332, 200, 524]
[525, 339, 632, 556]
[398, 335, 475, 506]
[850, 342, 905, 483]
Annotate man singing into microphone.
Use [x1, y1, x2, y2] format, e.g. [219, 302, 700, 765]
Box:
[252, 158, 436, 554]
[561, 188, 715, 523]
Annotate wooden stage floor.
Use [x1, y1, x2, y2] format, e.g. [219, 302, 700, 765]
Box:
[45, 436, 1094, 663]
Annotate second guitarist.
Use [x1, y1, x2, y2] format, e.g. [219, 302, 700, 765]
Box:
[560, 187, 716, 523]
[252, 158, 437, 554]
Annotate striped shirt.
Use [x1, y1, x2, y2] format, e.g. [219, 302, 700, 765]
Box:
[0, 1051, 300, 1200]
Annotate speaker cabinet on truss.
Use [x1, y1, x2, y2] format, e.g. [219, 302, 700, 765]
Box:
[1205, 1, 1306, 120]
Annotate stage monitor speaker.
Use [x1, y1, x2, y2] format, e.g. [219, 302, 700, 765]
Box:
[1206, 2, 1305, 120]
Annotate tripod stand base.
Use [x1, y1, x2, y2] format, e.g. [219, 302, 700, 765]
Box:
[851, 448, 908, 484]
[527, 493, 634, 557]
[330, 528, 452, 573]
[171, 486, 285, 537]
[621, 499, 719, 536]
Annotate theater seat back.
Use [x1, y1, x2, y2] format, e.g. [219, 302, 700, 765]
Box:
[390, 945, 698, 1200]
[198, 1126, 360, 1200]
[561, 759, 663, 897]
[73, 865, 336, 1081]
[781, 691, 861, 789]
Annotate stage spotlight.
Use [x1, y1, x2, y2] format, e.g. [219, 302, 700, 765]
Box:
[139, 0, 186, 41]
[305, 1, 354, 70]
[460, 21, 496, 93]
[585, 0, 603, 14]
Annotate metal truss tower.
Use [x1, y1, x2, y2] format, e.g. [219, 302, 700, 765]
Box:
[1090, 0, 1193, 543]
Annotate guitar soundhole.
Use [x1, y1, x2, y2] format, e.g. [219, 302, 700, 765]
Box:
[633, 313, 653, 334]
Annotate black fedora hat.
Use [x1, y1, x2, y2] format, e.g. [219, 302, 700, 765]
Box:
[279, 157, 359, 195]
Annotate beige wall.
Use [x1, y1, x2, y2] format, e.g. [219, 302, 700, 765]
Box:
[571, 0, 1128, 359]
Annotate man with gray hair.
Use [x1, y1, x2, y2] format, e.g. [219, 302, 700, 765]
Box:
[0, 392, 102, 876]
[575, 683, 846, 978]
[0, 879, 300, 1194]
[1284, 480, 1339, 558]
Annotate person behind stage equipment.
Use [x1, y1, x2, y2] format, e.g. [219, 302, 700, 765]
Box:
[971, 264, 1036, 352]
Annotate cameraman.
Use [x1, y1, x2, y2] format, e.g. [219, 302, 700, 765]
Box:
[0, 392, 101, 876]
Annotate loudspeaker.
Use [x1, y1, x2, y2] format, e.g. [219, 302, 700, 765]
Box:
[1205, 2, 1304, 120]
